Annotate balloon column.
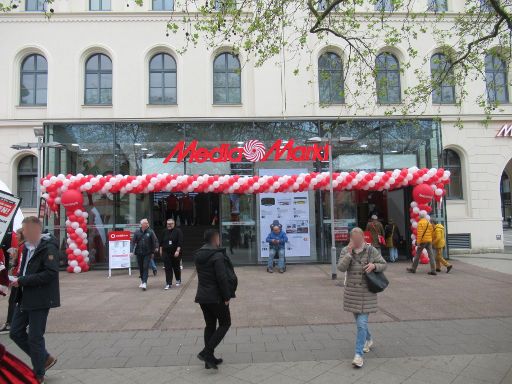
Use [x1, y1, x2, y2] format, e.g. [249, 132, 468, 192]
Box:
[60, 189, 90, 273]
[41, 167, 450, 273]
[409, 181, 446, 264]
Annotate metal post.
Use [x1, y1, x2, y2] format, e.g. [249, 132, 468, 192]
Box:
[328, 135, 337, 280]
[36, 136, 43, 214]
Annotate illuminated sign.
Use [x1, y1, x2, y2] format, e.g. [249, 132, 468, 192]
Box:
[162, 139, 329, 164]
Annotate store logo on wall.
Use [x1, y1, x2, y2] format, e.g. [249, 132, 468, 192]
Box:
[162, 139, 329, 164]
[497, 123, 512, 137]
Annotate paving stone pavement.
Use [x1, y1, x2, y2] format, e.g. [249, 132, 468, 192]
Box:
[40, 353, 512, 384]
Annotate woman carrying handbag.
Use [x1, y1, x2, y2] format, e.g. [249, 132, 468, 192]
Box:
[337, 227, 387, 368]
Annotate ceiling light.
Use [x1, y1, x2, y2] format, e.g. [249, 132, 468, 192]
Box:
[237, 141, 244, 145]
[80, 148, 89, 152]
[141, 148, 148, 151]
[71, 143, 80, 147]
[134, 143, 142, 146]
[360, 144, 368, 148]
[391, 150, 398, 153]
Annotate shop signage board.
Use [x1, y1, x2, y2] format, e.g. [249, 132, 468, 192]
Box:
[0, 190, 20, 246]
[259, 169, 311, 258]
[108, 231, 132, 277]
[497, 124, 512, 137]
[163, 139, 329, 164]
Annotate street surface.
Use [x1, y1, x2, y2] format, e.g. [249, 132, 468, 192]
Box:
[0, 258, 511, 383]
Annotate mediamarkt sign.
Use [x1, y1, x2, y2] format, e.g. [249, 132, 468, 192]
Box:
[162, 139, 329, 163]
[497, 123, 512, 137]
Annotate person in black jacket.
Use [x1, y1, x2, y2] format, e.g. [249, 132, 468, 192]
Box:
[159, 218, 183, 290]
[195, 229, 237, 370]
[131, 219, 159, 291]
[9, 216, 60, 383]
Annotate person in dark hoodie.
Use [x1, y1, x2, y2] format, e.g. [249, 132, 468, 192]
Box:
[194, 229, 237, 370]
[9, 217, 60, 383]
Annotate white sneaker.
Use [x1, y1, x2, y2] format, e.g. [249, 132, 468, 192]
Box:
[164, 285, 170, 290]
[175, 281, 181, 287]
[138, 282, 143, 288]
[352, 354, 364, 368]
[141, 283, 147, 291]
[180, 265, 183, 270]
[363, 339, 373, 353]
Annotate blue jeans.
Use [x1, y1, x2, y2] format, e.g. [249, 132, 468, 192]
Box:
[389, 247, 398, 262]
[268, 247, 285, 269]
[149, 258, 157, 271]
[354, 313, 371, 356]
[10, 306, 50, 377]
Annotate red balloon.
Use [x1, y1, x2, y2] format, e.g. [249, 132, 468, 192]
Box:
[79, 244, 87, 250]
[65, 248, 73, 255]
[66, 266, 74, 273]
[418, 204, 432, 213]
[413, 184, 434, 204]
[61, 189, 84, 211]
[82, 264, 90, 272]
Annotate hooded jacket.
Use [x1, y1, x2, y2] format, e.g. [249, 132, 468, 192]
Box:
[417, 218, 433, 244]
[266, 230, 288, 250]
[432, 223, 446, 249]
[194, 244, 237, 304]
[15, 233, 60, 311]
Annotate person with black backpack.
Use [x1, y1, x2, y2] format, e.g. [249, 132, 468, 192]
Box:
[194, 229, 237, 370]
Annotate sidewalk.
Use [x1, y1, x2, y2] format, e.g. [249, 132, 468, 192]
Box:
[451, 252, 512, 275]
[1, 258, 511, 383]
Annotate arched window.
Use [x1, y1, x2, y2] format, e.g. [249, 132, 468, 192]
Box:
[17, 155, 38, 208]
[213, 53, 241, 104]
[215, 0, 236, 11]
[375, 0, 394, 11]
[376, 52, 401, 104]
[485, 53, 509, 103]
[149, 53, 177, 105]
[20, 54, 47, 106]
[427, 0, 447, 12]
[318, 52, 344, 104]
[442, 149, 463, 199]
[85, 53, 112, 105]
[430, 53, 455, 104]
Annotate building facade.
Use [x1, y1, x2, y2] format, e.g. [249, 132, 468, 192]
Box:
[0, 0, 509, 265]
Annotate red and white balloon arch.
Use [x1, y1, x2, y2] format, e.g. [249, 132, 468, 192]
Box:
[40, 167, 450, 273]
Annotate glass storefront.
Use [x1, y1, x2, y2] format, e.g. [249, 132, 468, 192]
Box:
[43, 119, 442, 266]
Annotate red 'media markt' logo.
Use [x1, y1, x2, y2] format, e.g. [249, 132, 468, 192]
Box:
[163, 139, 329, 164]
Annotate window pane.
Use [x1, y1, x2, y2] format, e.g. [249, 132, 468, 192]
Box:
[213, 87, 227, 104]
[227, 72, 240, 87]
[150, 55, 163, 70]
[165, 0, 173, 10]
[21, 74, 35, 90]
[36, 73, 47, 89]
[441, 86, 454, 103]
[213, 56, 226, 72]
[86, 55, 99, 71]
[100, 73, 112, 89]
[90, 0, 100, 10]
[149, 87, 163, 104]
[85, 88, 99, 104]
[227, 88, 241, 103]
[149, 72, 162, 87]
[164, 72, 176, 87]
[20, 87, 34, 105]
[102, 0, 111, 10]
[163, 54, 176, 70]
[164, 87, 177, 104]
[213, 73, 226, 88]
[100, 89, 112, 104]
[319, 79, 329, 103]
[227, 54, 240, 70]
[36, 88, 47, 105]
[22, 56, 35, 71]
[387, 87, 400, 103]
[36, 55, 47, 71]
[100, 54, 112, 70]
[85, 73, 99, 89]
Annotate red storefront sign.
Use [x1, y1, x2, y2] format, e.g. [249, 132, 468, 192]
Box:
[108, 231, 131, 241]
[163, 139, 329, 164]
[497, 124, 512, 137]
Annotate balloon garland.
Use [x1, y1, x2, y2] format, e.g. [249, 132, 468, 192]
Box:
[40, 167, 450, 273]
[410, 184, 440, 264]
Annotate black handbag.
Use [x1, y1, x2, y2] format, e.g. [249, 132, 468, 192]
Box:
[365, 271, 389, 293]
[364, 247, 389, 293]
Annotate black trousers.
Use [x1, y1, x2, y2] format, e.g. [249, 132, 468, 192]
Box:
[10, 305, 50, 377]
[200, 303, 231, 355]
[163, 253, 181, 285]
[136, 253, 150, 283]
[6, 287, 18, 325]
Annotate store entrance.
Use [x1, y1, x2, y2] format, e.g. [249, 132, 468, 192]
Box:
[152, 192, 219, 262]
[322, 188, 412, 261]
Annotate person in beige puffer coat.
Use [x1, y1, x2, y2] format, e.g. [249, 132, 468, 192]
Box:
[338, 227, 387, 369]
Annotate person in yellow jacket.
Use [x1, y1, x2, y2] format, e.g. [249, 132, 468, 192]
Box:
[432, 219, 452, 273]
[407, 212, 437, 275]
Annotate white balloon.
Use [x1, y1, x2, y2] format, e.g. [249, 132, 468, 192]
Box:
[413, 207, 420, 214]
[435, 188, 443, 196]
[69, 243, 77, 250]
[82, 250, 89, 257]
[69, 260, 78, 267]
[71, 222, 79, 229]
[75, 228, 84, 235]
[412, 222, 418, 228]
[43, 180, 51, 187]
[73, 266, 82, 273]
[73, 248, 81, 255]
